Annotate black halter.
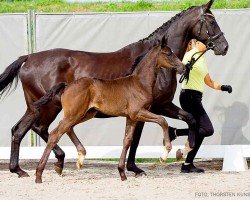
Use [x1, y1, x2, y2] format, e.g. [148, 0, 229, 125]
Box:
[179, 8, 225, 84]
[198, 7, 224, 49]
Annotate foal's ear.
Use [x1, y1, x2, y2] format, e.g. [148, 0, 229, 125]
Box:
[155, 39, 161, 47]
[203, 0, 215, 11]
[161, 36, 167, 48]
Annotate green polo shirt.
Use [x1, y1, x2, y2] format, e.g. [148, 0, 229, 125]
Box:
[182, 47, 209, 93]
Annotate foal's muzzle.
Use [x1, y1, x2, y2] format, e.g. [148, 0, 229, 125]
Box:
[174, 65, 185, 75]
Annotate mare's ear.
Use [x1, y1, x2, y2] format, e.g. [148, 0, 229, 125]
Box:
[161, 35, 167, 48]
[203, 0, 215, 11]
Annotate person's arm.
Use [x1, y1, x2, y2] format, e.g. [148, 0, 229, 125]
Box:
[204, 74, 232, 93]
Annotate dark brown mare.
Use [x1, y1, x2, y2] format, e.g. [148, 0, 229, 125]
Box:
[34, 41, 185, 183]
[0, 0, 228, 177]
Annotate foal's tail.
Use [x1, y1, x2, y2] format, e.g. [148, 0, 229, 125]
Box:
[33, 82, 67, 109]
[0, 55, 29, 99]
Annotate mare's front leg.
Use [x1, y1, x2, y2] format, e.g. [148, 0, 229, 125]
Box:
[118, 118, 137, 181]
[126, 122, 147, 177]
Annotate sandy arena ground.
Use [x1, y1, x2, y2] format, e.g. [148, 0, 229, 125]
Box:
[0, 159, 249, 200]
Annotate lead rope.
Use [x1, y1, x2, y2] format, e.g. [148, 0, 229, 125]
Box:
[179, 47, 211, 84]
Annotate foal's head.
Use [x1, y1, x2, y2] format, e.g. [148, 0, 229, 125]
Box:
[156, 37, 185, 75]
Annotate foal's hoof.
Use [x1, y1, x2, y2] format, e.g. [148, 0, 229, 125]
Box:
[121, 176, 127, 181]
[159, 157, 166, 163]
[76, 155, 85, 170]
[76, 160, 84, 170]
[35, 178, 43, 184]
[176, 149, 183, 161]
[54, 164, 63, 175]
[135, 171, 147, 178]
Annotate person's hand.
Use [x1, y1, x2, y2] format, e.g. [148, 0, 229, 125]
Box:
[221, 85, 232, 93]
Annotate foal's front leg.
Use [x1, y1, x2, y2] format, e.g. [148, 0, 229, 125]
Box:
[135, 109, 172, 154]
[159, 102, 196, 148]
[118, 118, 137, 181]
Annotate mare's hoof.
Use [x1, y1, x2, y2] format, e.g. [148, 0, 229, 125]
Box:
[18, 171, 30, 178]
[54, 164, 63, 175]
[135, 171, 147, 178]
[176, 149, 183, 161]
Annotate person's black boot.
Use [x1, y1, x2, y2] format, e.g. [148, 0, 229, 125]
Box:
[181, 163, 205, 173]
[163, 127, 177, 145]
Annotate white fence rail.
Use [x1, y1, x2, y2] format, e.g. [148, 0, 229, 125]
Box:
[0, 145, 249, 171]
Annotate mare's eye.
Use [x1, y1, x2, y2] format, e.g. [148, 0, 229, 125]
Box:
[210, 20, 215, 25]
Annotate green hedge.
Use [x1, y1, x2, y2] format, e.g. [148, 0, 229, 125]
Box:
[0, 0, 249, 13]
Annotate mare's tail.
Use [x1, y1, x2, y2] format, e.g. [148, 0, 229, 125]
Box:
[0, 55, 29, 98]
[33, 82, 67, 109]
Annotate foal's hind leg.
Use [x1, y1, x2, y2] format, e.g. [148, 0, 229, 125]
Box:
[9, 109, 39, 177]
[67, 128, 86, 169]
[118, 118, 137, 181]
[36, 110, 96, 183]
[67, 110, 97, 169]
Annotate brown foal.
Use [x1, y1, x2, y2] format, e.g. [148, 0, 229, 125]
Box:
[35, 40, 185, 183]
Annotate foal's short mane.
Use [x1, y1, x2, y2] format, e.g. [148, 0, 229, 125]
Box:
[139, 6, 196, 42]
[124, 52, 147, 76]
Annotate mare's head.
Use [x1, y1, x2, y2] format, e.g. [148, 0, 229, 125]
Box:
[155, 0, 229, 56]
[189, 0, 228, 55]
[156, 37, 185, 75]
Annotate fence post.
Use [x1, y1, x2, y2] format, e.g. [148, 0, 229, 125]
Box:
[222, 145, 248, 172]
[27, 10, 40, 147]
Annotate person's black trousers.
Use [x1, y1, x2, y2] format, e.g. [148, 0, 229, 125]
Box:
[179, 89, 214, 163]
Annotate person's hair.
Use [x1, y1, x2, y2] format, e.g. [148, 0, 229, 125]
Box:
[185, 39, 198, 52]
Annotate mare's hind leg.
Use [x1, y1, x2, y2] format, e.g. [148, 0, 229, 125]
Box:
[32, 124, 67, 175]
[9, 109, 39, 177]
[118, 118, 137, 181]
[32, 102, 68, 175]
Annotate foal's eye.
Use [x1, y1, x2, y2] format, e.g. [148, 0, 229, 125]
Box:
[165, 51, 172, 56]
[210, 20, 215, 25]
